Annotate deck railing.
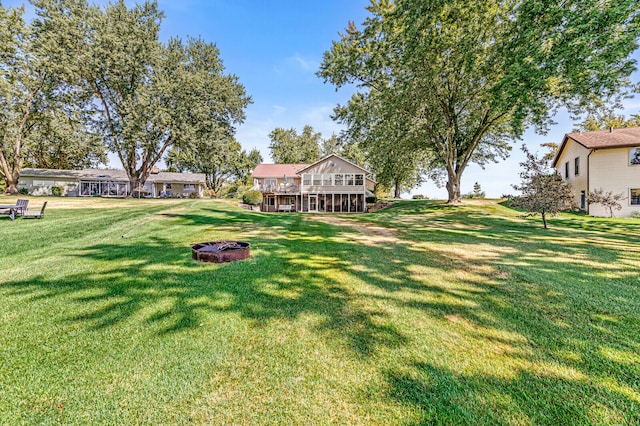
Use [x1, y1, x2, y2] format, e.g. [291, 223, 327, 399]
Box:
[256, 183, 300, 194]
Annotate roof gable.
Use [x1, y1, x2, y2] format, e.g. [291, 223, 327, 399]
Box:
[552, 127, 640, 167]
[296, 154, 372, 175]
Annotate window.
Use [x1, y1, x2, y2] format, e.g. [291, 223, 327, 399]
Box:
[346, 174, 354, 185]
[165, 183, 172, 189]
[580, 190, 586, 210]
[284, 196, 295, 205]
[355, 174, 364, 185]
[312, 174, 322, 185]
[265, 196, 275, 206]
[322, 174, 332, 185]
[631, 189, 640, 205]
[565, 162, 569, 178]
[630, 148, 640, 166]
[184, 184, 195, 191]
[574, 157, 579, 176]
[302, 174, 311, 185]
[334, 174, 343, 185]
[33, 180, 54, 187]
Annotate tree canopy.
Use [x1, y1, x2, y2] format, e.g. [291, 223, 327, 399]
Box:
[32, 0, 250, 193]
[268, 125, 322, 164]
[319, 0, 640, 203]
[574, 110, 640, 132]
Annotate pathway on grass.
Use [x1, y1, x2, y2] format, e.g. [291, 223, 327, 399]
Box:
[305, 214, 402, 246]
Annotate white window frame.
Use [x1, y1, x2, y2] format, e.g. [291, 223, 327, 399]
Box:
[630, 147, 640, 166]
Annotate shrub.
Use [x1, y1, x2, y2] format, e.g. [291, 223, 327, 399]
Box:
[412, 194, 425, 200]
[242, 189, 262, 206]
[189, 191, 201, 199]
[18, 188, 29, 195]
[51, 186, 64, 196]
[366, 196, 377, 203]
[631, 211, 640, 219]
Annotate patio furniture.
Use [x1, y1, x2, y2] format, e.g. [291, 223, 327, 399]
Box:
[16, 199, 29, 216]
[0, 203, 19, 220]
[22, 202, 47, 219]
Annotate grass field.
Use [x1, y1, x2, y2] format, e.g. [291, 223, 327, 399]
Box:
[0, 196, 638, 425]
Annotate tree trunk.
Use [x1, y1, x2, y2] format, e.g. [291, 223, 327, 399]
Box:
[5, 179, 19, 194]
[129, 175, 143, 198]
[0, 153, 22, 195]
[446, 174, 462, 204]
[394, 180, 401, 198]
[542, 212, 548, 229]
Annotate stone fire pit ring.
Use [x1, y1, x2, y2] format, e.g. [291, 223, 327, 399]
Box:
[191, 241, 251, 263]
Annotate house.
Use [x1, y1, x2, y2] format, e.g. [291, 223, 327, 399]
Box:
[552, 127, 640, 217]
[18, 167, 206, 198]
[251, 154, 376, 212]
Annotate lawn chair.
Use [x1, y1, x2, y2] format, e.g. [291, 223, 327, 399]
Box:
[22, 202, 47, 219]
[16, 199, 29, 216]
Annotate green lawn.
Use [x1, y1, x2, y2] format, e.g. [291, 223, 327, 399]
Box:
[1, 196, 638, 425]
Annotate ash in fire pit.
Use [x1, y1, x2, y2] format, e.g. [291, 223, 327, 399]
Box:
[191, 241, 250, 263]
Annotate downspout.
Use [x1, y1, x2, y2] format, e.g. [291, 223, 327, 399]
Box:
[587, 149, 594, 215]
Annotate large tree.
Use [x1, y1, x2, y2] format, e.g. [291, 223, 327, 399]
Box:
[334, 91, 432, 197]
[23, 107, 106, 169]
[319, 0, 640, 203]
[167, 137, 242, 197]
[33, 0, 250, 194]
[268, 125, 322, 164]
[232, 148, 263, 186]
[0, 4, 52, 193]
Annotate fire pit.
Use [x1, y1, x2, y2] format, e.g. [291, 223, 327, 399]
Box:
[191, 241, 250, 263]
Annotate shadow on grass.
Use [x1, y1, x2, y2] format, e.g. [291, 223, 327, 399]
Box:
[3, 200, 640, 422]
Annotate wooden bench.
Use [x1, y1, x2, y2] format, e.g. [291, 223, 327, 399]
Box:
[278, 204, 295, 212]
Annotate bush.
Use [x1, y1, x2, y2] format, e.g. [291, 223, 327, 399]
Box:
[412, 194, 425, 200]
[189, 191, 201, 199]
[631, 211, 640, 219]
[366, 196, 377, 203]
[18, 187, 29, 195]
[242, 190, 263, 206]
[51, 186, 64, 196]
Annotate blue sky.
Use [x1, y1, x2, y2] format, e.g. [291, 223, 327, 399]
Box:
[7, 0, 640, 198]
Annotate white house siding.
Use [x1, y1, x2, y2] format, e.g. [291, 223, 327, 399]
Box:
[302, 156, 363, 176]
[589, 147, 640, 217]
[18, 176, 79, 196]
[555, 138, 590, 210]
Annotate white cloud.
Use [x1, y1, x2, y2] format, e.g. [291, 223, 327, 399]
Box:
[286, 53, 319, 73]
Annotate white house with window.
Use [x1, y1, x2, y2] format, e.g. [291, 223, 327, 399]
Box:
[251, 154, 376, 212]
[18, 168, 205, 198]
[552, 127, 640, 217]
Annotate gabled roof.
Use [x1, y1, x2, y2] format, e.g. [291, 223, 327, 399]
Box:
[20, 168, 205, 183]
[552, 127, 640, 167]
[296, 153, 373, 175]
[251, 163, 309, 178]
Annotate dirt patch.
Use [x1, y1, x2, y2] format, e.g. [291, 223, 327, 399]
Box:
[306, 215, 402, 246]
